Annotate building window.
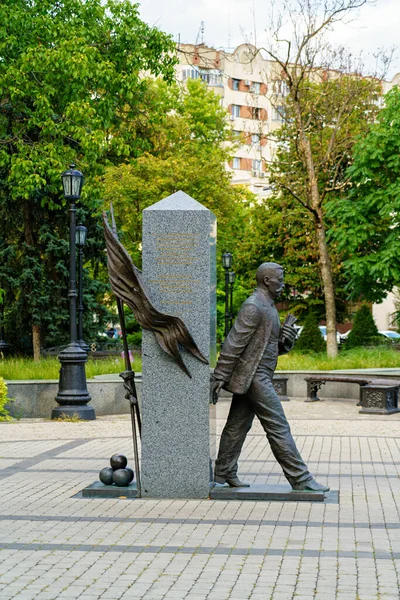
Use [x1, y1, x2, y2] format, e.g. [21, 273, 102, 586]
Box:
[252, 133, 260, 148]
[232, 130, 242, 139]
[252, 82, 261, 94]
[205, 71, 222, 86]
[182, 68, 222, 86]
[272, 106, 286, 122]
[231, 104, 241, 118]
[200, 69, 222, 86]
[252, 159, 262, 171]
[232, 78, 240, 91]
[252, 107, 261, 119]
[273, 80, 289, 97]
[232, 157, 241, 169]
[182, 69, 199, 81]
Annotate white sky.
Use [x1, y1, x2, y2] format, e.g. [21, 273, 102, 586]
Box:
[138, 0, 400, 79]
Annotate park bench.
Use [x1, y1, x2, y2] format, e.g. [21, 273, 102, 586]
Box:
[304, 374, 400, 415]
[220, 375, 290, 401]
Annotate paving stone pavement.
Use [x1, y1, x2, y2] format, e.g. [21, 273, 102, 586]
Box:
[0, 397, 400, 600]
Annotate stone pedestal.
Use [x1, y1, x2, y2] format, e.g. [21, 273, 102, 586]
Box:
[81, 481, 138, 498]
[273, 376, 290, 401]
[141, 191, 216, 498]
[210, 484, 332, 503]
[359, 384, 400, 415]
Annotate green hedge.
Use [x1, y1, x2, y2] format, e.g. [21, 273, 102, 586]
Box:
[0, 376, 11, 421]
[345, 305, 382, 349]
[295, 312, 326, 353]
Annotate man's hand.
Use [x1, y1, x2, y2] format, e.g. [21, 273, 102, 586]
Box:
[210, 377, 224, 405]
[281, 324, 297, 345]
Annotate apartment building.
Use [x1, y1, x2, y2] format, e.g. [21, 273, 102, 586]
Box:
[177, 42, 400, 198]
[177, 43, 288, 197]
[177, 42, 400, 328]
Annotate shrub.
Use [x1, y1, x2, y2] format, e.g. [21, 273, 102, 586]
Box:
[295, 312, 326, 353]
[0, 376, 12, 421]
[345, 305, 382, 349]
[127, 331, 142, 347]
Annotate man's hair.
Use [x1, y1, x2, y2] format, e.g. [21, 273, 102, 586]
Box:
[256, 262, 283, 286]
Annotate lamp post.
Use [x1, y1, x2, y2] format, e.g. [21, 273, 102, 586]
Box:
[222, 251, 232, 341]
[76, 225, 90, 353]
[52, 165, 95, 420]
[228, 270, 236, 330]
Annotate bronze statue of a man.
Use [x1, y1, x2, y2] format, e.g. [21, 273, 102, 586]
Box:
[210, 262, 329, 492]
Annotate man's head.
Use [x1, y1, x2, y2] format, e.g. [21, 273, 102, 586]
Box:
[256, 262, 284, 299]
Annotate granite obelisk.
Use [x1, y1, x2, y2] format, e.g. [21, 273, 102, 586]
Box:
[141, 191, 216, 498]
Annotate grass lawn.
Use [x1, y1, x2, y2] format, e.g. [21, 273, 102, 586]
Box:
[277, 347, 400, 370]
[1, 347, 400, 380]
[0, 356, 142, 380]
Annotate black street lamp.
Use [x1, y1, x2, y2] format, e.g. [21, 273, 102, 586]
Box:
[228, 270, 236, 330]
[222, 251, 233, 341]
[76, 225, 90, 353]
[52, 165, 95, 420]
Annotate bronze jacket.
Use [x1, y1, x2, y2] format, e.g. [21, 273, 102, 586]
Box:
[213, 288, 292, 395]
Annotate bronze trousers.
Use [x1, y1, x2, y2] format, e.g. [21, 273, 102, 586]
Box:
[214, 367, 311, 487]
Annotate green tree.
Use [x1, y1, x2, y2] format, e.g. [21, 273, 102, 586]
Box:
[103, 78, 252, 265]
[0, 0, 176, 357]
[0, 202, 110, 355]
[266, 76, 380, 356]
[344, 305, 381, 349]
[236, 190, 349, 322]
[329, 87, 400, 301]
[295, 312, 326, 354]
[102, 78, 254, 343]
[252, 0, 387, 357]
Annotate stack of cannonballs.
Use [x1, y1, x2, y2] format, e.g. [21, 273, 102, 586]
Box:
[99, 454, 134, 487]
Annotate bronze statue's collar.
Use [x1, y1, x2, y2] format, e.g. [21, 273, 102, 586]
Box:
[255, 287, 275, 306]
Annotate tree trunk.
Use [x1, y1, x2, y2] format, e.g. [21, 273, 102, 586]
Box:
[32, 324, 41, 362]
[23, 201, 34, 246]
[314, 211, 338, 358]
[24, 204, 41, 360]
[295, 105, 338, 357]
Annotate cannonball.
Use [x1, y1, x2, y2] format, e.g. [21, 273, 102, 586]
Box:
[124, 467, 134, 483]
[113, 468, 132, 487]
[99, 467, 114, 485]
[110, 454, 127, 470]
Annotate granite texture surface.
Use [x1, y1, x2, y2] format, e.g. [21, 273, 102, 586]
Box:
[142, 191, 216, 498]
[81, 481, 138, 498]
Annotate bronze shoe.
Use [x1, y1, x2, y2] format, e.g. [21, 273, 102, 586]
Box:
[292, 477, 330, 492]
[225, 476, 250, 488]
